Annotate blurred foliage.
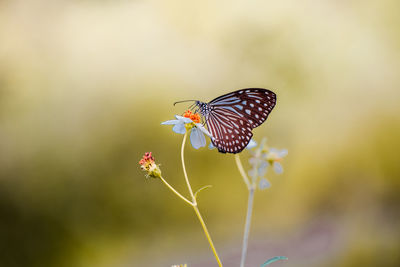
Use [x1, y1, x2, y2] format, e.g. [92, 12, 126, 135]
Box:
[0, 0, 399, 266]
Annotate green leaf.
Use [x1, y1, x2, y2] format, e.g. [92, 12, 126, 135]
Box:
[260, 256, 288, 266]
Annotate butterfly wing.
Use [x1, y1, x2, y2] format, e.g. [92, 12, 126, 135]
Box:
[205, 88, 276, 153]
[206, 108, 253, 153]
[210, 88, 276, 128]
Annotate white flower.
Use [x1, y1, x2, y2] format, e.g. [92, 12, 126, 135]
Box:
[162, 114, 213, 149]
[246, 139, 258, 149]
[246, 138, 288, 189]
[266, 148, 288, 174]
[161, 115, 192, 134]
[259, 178, 271, 190]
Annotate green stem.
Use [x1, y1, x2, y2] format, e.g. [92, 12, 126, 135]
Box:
[181, 132, 223, 267]
[193, 205, 223, 267]
[159, 176, 194, 206]
[181, 132, 195, 203]
[235, 154, 256, 267]
[240, 186, 255, 267]
[235, 154, 251, 190]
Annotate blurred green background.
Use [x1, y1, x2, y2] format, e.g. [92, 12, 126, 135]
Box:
[0, 1, 399, 266]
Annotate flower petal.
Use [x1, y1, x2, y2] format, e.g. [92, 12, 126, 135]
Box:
[258, 161, 269, 176]
[269, 148, 278, 154]
[175, 115, 193, 123]
[195, 123, 213, 139]
[190, 127, 206, 149]
[269, 148, 287, 158]
[277, 149, 288, 158]
[259, 178, 271, 190]
[273, 162, 283, 174]
[161, 119, 179, 125]
[249, 157, 259, 166]
[246, 139, 257, 149]
[172, 122, 187, 134]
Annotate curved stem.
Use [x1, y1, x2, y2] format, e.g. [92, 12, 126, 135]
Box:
[181, 132, 223, 266]
[181, 132, 195, 203]
[159, 176, 194, 206]
[235, 154, 256, 267]
[235, 154, 251, 190]
[193, 205, 223, 267]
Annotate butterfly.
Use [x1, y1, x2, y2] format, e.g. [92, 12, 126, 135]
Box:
[177, 88, 276, 154]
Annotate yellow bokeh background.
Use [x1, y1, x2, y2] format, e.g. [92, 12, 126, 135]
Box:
[0, 1, 399, 266]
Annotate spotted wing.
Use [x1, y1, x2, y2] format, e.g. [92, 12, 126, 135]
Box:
[206, 108, 253, 154]
[209, 88, 276, 129]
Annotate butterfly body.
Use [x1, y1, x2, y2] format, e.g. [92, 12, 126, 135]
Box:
[195, 88, 276, 154]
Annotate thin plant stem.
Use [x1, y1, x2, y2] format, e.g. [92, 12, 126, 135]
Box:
[235, 154, 251, 189]
[181, 132, 195, 202]
[181, 132, 223, 267]
[159, 176, 194, 206]
[240, 187, 255, 267]
[193, 205, 223, 267]
[235, 154, 256, 267]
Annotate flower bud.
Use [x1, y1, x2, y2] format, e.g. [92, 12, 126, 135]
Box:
[139, 152, 162, 179]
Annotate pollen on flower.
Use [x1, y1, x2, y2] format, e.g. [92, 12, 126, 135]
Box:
[183, 110, 201, 123]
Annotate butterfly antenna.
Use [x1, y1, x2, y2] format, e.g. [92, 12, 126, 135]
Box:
[173, 100, 198, 106]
